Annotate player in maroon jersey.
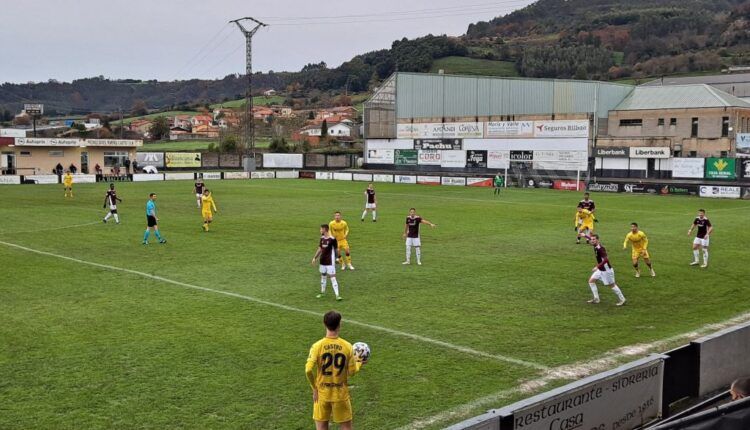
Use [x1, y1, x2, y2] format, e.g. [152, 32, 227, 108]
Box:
[102, 183, 122, 224]
[194, 178, 205, 208]
[577, 192, 597, 223]
[402, 208, 436, 265]
[361, 183, 377, 222]
[587, 234, 626, 306]
[312, 224, 342, 301]
[688, 209, 713, 268]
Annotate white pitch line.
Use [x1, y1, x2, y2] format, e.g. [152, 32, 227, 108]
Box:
[0, 240, 547, 371]
[0, 221, 102, 236]
[398, 309, 750, 430]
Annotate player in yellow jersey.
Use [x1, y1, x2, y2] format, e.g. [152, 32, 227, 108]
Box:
[200, 189, 217, 232]
[623, 222, 655, 278]
[63, 170, 74, 198]
[306, 310, 366, 430]
[574, 207, 594, 244]
[329, 211, 354, 270]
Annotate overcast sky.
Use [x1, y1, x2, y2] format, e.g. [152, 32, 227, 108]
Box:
[0, 0, 534, 84]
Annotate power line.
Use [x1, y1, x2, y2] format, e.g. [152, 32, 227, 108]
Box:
[172, 23, 232, 79]
[256, 0, 529, 21]
[265, 7, 529, 26]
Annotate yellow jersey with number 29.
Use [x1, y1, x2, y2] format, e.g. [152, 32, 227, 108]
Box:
[305, 336, 361, 402]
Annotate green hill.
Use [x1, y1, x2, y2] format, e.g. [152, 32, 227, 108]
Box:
[429, 57, 519, 77]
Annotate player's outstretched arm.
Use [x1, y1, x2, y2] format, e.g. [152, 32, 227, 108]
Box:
[421, 219, 436, 227]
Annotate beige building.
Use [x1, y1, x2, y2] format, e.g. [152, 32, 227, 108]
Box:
[601, 85, 750, 157]
[1, 138, 142, 175]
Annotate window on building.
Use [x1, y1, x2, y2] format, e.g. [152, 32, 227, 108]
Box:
[670, 118, 677, 126]
[619, 119, 643, 127]
[722, 116, 729, 137]
[658, 118, 665, 126]
[48, 150, 64, 157]
[720, 151, 728, 158]
[673, 150, 682, 157]
[104, 151, 129, 167]
[689, 150, 697, 157]
[691, 118, 699, 137]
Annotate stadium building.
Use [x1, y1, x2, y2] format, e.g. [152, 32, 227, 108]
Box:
[363, 73, 750, 180]
[0, 137, 142, 176]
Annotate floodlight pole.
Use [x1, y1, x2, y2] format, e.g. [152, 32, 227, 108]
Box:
[230, 17, 267, 156]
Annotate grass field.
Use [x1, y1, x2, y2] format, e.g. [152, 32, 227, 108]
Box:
[430, 57, 519, 77]
[1, 180, 749, 429]
[137, 139, 271, 152]
[210, 96, 286, 110]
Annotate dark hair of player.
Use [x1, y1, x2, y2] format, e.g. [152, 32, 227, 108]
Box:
[109, 183, 115, 189]
[584, 193, 590, 197]
[204, 188, 209, 193]
[591, 234, 600, 240]
[149, 193, 156, 197]
[320, 224, 329, 231]
[410, 207, 416, 211]
[631, 222, 638, 227]
[698, 209, 705, 213]
[334, 211, 341, 215]
[323, 310, 342, 331]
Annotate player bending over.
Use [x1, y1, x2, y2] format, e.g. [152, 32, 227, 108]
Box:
[63, 171, 74, 198]
[623, 223, 655, 278]
[403, 208, 436, 265]
[194, 178, 205, 208]
[587, 234, 626, 306]
[330, 211, 354, 270]
[305, 310, 367, 430]
[102, 183, 122, 224]
[361, 183, 377, 222]
[200, 189, 217, 232]
[574, 207, 595, 244]
[312, 224, 342, 301]
[143, 193, 166, 245]
[688, 209, 713, 268]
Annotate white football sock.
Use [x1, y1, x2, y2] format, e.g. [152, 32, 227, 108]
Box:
[702, 249, 709, 264]
[113, 214, 120, 223]
[361, 210, 367, 220]
[372, 211, 377, 220]
[588, 283, 600, 300]
[331, 277, 340, 296]
[104, 212, 112, 221]
[197, 199, 201, 208]
[320, 276, 327, 293]
[612, 285, 625, 301]
[415, 247, 421, 263]
[693, 250, 700, 262]
[405, 244, 411, 262]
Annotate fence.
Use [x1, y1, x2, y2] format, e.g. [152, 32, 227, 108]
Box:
[449, 322, 750, 430]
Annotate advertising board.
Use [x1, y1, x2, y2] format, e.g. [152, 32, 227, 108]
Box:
[165, 152, 201, 168]
[440, 150, 466, 168]
[395, 149, 418, 165]
[133, 174, 164, 182]
[25, 175, 59, 184]
[164, 172, 195, 181]
[366, 149, 395, 164]
[466, 177, 493, 187]
[0, 175, 21, 185]
[333, 172, 353, 181]
[415, 139, 462, 150]
[487, 150, 510, 169]
[417, 150, 442, 165]
[137, 152, 165, 168]
[251, 171, 276, 179]
[315, 172, 333, 180]
[224, 172, 251, 179]
[395, 175, 416, 184]
[533, 120, 589, 138]
[705, 157, 736, 180]
[485, 121, 534, 138]
[553, 180, 585, 191]
[274, 171, 298, 179]
[263, 153, 304, 168]
[417, 175, 441, 185]
[352, 173, 373, 182]
[441, 177, 466, 186]
[466, 150, 487, 168]
[699, 185, 741, 199]
[373, 174, 394, 183]
[671, 158, 705, 179]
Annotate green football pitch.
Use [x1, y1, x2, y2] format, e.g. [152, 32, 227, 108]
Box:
[1, 179, 749, 429]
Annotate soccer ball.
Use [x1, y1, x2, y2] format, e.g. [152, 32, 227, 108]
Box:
[353, 342, 371, 362]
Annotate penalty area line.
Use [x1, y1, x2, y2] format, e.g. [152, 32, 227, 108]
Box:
[398, 309, 750, 430]
[0, 221, 103, 236]
[0, 239, 547, 372]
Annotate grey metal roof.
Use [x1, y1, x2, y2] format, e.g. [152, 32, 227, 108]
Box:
[642, 73, 750, 86]
[391, 72, 633, 119]
[613, 84, 750, 110]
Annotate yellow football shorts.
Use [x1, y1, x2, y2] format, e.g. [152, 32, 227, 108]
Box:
[578, 222, 594, 233]
[632, 248, 650, 260]
[313, 399, 352, 423]
[201, 210, 213, 220]
[337, 240, 349, 250]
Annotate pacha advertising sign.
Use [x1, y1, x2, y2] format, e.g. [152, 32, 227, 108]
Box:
[414, 139, 462, 150]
